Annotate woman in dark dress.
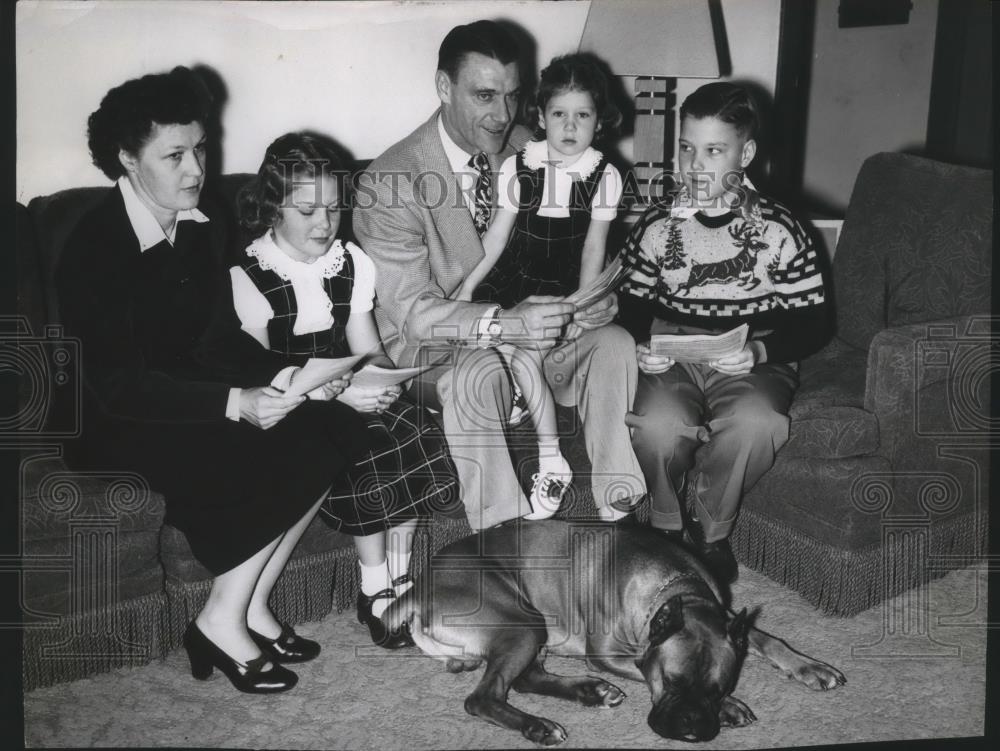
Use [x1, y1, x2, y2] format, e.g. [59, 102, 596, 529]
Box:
[232, 132, 459, 647]
[56, 68, 377, 694]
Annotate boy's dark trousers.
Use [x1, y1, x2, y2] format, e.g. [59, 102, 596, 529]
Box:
[626, 359, 798, 541]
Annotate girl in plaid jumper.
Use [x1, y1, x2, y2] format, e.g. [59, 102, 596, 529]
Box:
[454, 53, 624, 519]
[233, 133, 458, 648]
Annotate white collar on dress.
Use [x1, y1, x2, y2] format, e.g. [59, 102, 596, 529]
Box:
[522, 140, 603, 180]
[245, 232, 347, 281]
[117, 176, 208, 252]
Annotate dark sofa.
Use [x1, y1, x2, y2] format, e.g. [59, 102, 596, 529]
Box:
[15, 151, 992, 691]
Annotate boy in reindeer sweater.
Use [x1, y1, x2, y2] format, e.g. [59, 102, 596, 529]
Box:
[618, 82, 831, 584]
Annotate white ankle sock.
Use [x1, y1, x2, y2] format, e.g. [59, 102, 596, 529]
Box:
[360, 560, 393, 618]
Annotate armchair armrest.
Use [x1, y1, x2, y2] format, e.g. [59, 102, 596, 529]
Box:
[864, 314, 992, 460]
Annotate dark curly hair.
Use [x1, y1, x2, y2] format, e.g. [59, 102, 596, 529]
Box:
[680, 82, 759, 141]
[237, 132, 349, 238]
[535, 53, 622, 142]
[87, 66, 212, 180]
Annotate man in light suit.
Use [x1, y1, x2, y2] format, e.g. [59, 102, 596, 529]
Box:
[354, 20, 645, 529]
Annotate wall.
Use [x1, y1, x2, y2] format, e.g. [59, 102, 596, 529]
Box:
[16, 0, 590, 201]
[16, 0, 783, 203]
[801, 0, 940, 214]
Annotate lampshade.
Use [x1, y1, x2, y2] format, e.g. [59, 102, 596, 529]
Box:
[578, 0, 720, 78]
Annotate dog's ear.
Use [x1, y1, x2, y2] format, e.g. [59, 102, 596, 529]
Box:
[648, 594, 685, 647]
[728, 608, 750, 654]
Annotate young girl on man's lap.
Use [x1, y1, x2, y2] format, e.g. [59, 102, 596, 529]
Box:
[454, 53, 623, 520]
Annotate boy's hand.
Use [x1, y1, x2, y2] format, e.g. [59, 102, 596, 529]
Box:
[573, 293, 617, 329]
[708, 342, 764, 375]
[636, 341, 675, 374]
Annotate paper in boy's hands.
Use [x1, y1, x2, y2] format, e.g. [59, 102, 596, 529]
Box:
[649, 324, 750, 365]
[285, 355, 364, 397]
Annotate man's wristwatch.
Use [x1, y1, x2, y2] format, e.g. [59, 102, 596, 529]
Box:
[478, 304, 503, 348]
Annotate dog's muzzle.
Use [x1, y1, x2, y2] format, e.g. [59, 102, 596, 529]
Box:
[647, 693, 720, 742]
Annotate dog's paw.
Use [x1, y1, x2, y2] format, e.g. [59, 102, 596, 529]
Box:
[719, 695, 756, 727]
[788, 657, 847, 691]
[577, 679, 626, 708]
[522, 717, 568, 746]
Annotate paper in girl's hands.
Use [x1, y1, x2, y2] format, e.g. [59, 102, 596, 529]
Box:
[563, 254, 629, 310]
[649, 324, 750, 364]
[284, 355, 365, 397]
[350, 350, 451, 389]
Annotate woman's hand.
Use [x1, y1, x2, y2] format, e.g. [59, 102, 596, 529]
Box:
[337, 384, 400, 413]
[239, 386, 305, 429]
[708, 342, 762, 375]
[636, 341, 675, 375]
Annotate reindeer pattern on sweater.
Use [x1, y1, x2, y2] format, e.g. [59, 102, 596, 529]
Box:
[621, 194, 825, 320]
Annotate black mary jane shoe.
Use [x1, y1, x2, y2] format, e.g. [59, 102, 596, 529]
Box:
[249, 622, 321, 664]
[357, 588, 415, 649]
[183, 621, 298, 694]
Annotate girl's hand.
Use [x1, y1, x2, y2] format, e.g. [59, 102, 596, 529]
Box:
[336, 384, 389, 413]
[373, 384, 402, 413]
[574, 293, 617, 329]
[636, 341, 675, 375]
[709, 342, 762, 375]
[310, 374, 353, 401]
[239, 386, 305, 429]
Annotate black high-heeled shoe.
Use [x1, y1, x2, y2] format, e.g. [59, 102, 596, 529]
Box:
[249, 622, 321, 664]
[183, 621, 298, 693]
[356, 589, 414, 649]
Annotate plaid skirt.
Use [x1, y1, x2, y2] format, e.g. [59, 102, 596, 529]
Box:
[319, 399, 460, 536]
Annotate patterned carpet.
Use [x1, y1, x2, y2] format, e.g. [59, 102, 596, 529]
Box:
[23, 559, 986, 749]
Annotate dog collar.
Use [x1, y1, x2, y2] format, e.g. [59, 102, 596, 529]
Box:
[643, 572, 709, 630]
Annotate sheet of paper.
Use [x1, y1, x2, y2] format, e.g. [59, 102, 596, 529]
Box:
[350, 362, 441, 389]
[564, 254, 629, 310]
[649, 324, 750, 364]
[284, 355, 364, 397]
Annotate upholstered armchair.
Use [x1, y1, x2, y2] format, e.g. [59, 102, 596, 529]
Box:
[729, 152, 992, 615]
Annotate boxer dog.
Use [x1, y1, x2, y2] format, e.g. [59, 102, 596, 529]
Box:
[384, 519, 845, 745]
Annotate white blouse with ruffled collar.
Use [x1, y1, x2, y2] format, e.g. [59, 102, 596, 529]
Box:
[230, 233, 376, 337]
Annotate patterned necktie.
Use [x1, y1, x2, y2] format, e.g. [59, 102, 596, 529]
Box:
[469, 152, 493, 235]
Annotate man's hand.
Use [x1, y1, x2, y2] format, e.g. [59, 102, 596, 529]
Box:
[636, 341, 675, 374]
[505, 296, 575, 349]
[239, 386, 305, 429]
[573, 293, 617, 330]
[709, 341, 763, 375]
